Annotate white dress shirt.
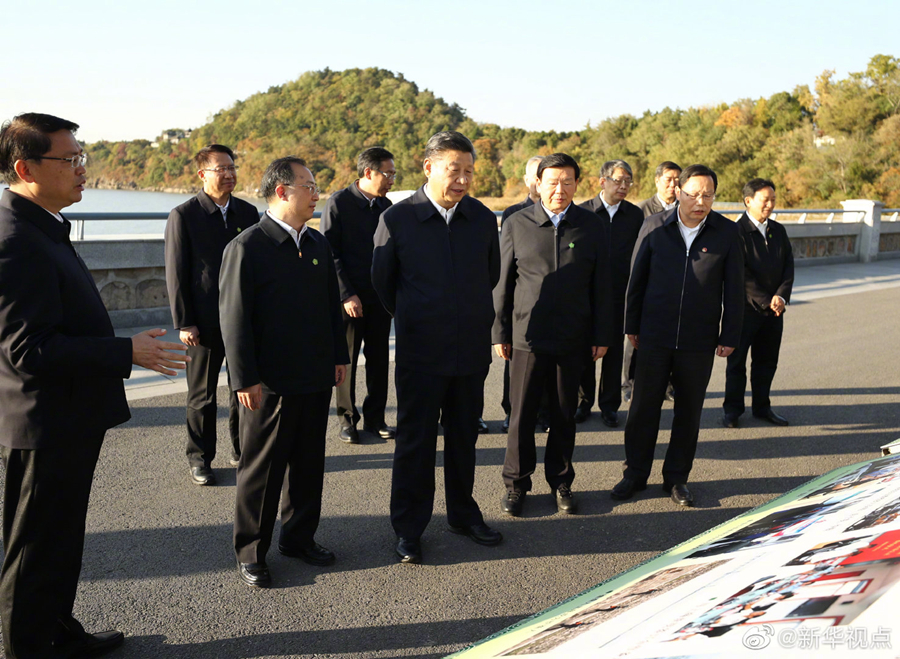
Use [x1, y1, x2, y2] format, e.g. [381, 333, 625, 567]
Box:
[540, 202, 570, 227]
[600, 193, 621, 221]
[423, 185, 458, 224]
[676, 209, 706, 250]
[266, 210, 307, 248]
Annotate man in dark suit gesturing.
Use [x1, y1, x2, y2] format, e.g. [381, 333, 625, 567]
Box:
[613, 164, 744, 507]
[575, 160, 644, 428]
[493, 153, 610, 516]
[372, 131, 502, 564]
[320, 147, 395, 444]
[220, 157, 349, 587]
[0, 113, 189, 658]
[723, 178, 794, 428]
[165, 144, 259, 485]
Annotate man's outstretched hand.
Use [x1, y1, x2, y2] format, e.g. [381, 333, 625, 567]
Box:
[132, 328, 190, 376]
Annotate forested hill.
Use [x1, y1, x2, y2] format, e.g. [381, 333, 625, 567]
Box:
[83, 57, 900, 206]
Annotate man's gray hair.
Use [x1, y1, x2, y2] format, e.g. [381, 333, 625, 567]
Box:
[599, 159, 633, 179]
[423, 131, 476, 162]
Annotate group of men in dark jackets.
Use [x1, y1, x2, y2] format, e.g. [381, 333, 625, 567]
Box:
[0, 112, 795, 656]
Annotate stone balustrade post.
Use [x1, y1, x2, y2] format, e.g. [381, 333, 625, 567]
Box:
[840, 199, 884, 263]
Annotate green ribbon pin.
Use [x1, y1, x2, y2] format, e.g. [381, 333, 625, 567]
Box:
[312, 258, 319, 265]
[568, 242, 575, 249]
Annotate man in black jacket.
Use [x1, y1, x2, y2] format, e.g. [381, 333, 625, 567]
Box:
[723, 179, 794, 428]
[220, 157, 349, 587]
[165, 144, 259, 485]
[613, 164, 744, 507]
[372, 131, 502, 564]
[575, 160, 644, 428]
[493, 153, 610, 517]
[320, 147, 395, 444]
[0, 113, 188, 658]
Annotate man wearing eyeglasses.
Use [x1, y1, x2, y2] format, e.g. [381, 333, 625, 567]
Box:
[165, 144, 260, 486]
[613, 164, 744, 507]
[320, 147, 396, 445]
[0, 113, 189, 658]
[220, 157, 349, 587]
[574, 160, 644, 429]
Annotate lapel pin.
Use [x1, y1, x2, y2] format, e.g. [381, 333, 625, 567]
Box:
[237, 227, 241, 232]
[702, 247, 708, 252]
[312, 258, 319, 265]
[568, 242, 575, 249]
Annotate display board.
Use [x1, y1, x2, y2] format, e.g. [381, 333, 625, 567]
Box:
[450, 449, 900, 658]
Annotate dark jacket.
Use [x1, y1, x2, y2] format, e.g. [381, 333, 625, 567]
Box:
[219, 216, 349, 395]
[736, 213, 794, 316]
[579, 196, 644, 310]
[637, 194, 670, 219]
[501, 196, 534, 224]
[492, 202, 611, 354]
[320, 182, 392, 306]
[371, 187, 500, 376]
[625, 209, 745, 351]
[165, 190, 260, 339]
[0, 190, 133, 448]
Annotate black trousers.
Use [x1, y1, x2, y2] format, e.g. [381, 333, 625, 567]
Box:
[335, 302, 392, 430]
[504, 349, 582, 492]
[578, 335, 626, 413]
[0, 433, 104, 659]
[622, 341, 674, 400]
[623, 345, 715, 485]
[234, 389, 332, 564]
[185, 331, 240, 468]
[391, 365, 487, 540]
[724, 311, 784, 417]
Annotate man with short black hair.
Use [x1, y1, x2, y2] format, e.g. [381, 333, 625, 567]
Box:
[723, 178, 793, 428]
[0, 112, 189, 658]
[166, 144, 260, 486]
[321, 147, 396, 444]
[613, 164, 744, 507]
[220, 156, 349, 587]
[575, 160, 644, 429]
[372, 131, 502, 564]
[493, 153, 610, 517]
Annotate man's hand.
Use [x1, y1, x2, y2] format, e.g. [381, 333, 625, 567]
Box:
[335, 364, 348, 387]
[343, 295, 363, 318]
[770, 295, 786, 317]
[132, 329, 190, 376]
[716, 345, 735, 358]
[179, 326, 200, 347]
[237, 383, 262, 411]
[493, 343, 512, 360]
[627, 334, 639, 349]
[591, 346, 607, 361]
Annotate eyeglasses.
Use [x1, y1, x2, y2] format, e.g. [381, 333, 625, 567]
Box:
[680, 191, 716, 202]
[375, 169, 396, 180]
[607, 176, 633, 187]
[34, 153, 87, 169]
[285, 183, 322, 195]
[202, 166, 238, 175]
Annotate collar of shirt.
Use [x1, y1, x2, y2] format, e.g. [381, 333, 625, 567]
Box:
[214, 198, 230, 222]
[658, 194, 677, 211]
[423, 185, 459, 224]
[676, 211, 707, 249]
[266, 210, 307, 248]
[540, 201, 570, 227]
[49, 210, 65, 223]
[600, 194, 621, 220]
[747, 211, 768, 240]
[355, 180, 378, 208]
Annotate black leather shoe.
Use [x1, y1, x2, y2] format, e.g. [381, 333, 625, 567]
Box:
[501, 414, 510, 432]
[753, 409, 789, 426]
[610, 477, 647, 500]
[53, 620, 125, 658]
[448, 522, 503, 546]
[722, 413, 740, 428]
[556, 484, 578, 514]
[189, 466, 216, 486]
[600, 410, 619, 428]
[477, 417, 489, 434]
[238, 562, 271, 587]
[573, 405, 591, 424]
[396, 537, 422, 564]
[339, 426, 359, 444]
[501, 488, 525, 516]
[623, 389, 632, 404]
[278, 541, 336, 566]
[364, 424, 395, 439]
[664, 482, 694, 507]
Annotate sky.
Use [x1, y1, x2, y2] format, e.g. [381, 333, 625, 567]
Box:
[3, 0, 898, 144]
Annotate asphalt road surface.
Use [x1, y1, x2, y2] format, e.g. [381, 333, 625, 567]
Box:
[1, 286, 899, 658]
